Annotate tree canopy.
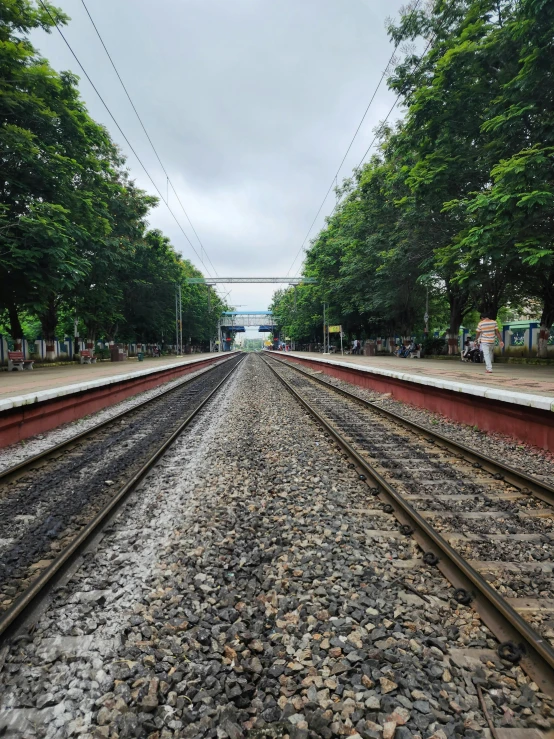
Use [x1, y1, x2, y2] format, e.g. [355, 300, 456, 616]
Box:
[0, 0, 224, 352]
[272, 0, 554, 356]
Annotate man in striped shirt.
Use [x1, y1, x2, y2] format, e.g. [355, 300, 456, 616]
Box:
[476, 313, 504, 373]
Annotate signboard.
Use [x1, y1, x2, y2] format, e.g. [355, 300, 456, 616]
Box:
[328, 325, 342, 333]
[264, 340, 272, 346]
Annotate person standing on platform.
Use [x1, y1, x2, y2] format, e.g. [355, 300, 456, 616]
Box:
[476, 313, 504, 373]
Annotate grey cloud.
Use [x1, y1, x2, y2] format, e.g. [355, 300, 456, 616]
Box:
[32, 0, 406, 311]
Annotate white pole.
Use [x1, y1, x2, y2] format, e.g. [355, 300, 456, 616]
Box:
[179, 285, 183, 355]
[323, 303, 326, 353]
[175, 288, 178, 354]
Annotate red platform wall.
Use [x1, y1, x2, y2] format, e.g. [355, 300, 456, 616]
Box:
[0, 355, 232, 448]
[280, 355, 554, 452]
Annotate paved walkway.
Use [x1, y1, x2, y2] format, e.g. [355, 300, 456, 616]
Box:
[290, 352, 554, 399]
[0, 355, 215, 403]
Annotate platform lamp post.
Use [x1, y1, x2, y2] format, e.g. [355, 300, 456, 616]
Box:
[73, 315, 79, 359]
[179, 285, 184, 355]
[179, 285, 183, 356]
[323, 302, 328, 354]
[175, 285, 183, 355]
[175, 288, 179, 355]
[424, 286, 429, 336]
[418, 275, 432, 342]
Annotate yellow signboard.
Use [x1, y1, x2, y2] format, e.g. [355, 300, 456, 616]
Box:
[328, 325, 342, 333]
[264, 340, 272, 346]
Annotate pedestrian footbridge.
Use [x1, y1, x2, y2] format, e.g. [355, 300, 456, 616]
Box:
[219, 311, 276, 333]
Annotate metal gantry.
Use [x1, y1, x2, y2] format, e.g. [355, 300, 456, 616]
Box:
[186, 277, 316, 285]
[218, 311, 277, 350]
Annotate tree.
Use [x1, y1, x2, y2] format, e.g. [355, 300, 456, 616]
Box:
[0, 1, 222, 357]
[74, 175, 157, 346]
[0, 1, 120, 356]
[279, 0, 554, 356]
[445, 0, 554, 354]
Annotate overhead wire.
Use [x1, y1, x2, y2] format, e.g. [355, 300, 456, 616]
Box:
[355, 35, 436, 169]
[286, 0, 424, 277]
[36, 0, 226, 296]
[314, 30, 440, 238]
[79, 0, 220, 281]
[293, 32, 437, 278]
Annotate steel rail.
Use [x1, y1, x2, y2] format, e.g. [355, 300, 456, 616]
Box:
[0, 353, 245, 643]
[0, 354, 238, 485]
[260, 353, 554, 697]
[269, 354, 554, 507]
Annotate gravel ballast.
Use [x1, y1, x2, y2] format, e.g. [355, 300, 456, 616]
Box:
[0, 354, 552, 738]
[278, 358, 554, 482]
[0, 357, 240, 616]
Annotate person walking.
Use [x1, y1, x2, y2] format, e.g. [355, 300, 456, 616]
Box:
[475, 312, 504, 373]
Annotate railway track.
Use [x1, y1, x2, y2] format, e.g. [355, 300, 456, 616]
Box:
[261, 352, 554, 696]
[0, 352, 244, 641]
[1, 353, 553, 736]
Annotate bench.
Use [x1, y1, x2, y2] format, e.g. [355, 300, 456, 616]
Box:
[79, 350, 97, 365]
[7, 351, 34, 371]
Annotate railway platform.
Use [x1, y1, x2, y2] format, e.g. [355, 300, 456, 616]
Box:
[0, 353, 234, 447]
[280, 352, 554, 451]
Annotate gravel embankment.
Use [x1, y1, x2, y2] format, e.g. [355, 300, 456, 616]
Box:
[266, 358, 554, 632]
[0, 355, 552, 738]
[288, 362, 554, 482]
[0, 357, 240, 614]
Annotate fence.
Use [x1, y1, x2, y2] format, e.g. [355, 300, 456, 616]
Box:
[302, 323, 554, 357]
[0, 337, 183, 365]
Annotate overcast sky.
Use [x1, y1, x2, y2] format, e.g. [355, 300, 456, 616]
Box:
[31, 0, 406, 337]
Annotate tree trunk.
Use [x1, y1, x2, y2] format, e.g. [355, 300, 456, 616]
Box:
[446, 333, 458, 355]
[84, 320, 97, 352]
[538, 280, 554, 358]
[6, 297, 23, 350]
[538, 327, 550, 358]
[39, 298, 58, 362]
[446, 285, 470, 355]
[106, 322, 118, 343]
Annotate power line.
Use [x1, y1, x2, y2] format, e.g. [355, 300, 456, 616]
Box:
[79, 0, 220, 281]
[356, 34, 436, 169]
[286, 0, 423, 277]
[293, 33, 437, 277]
[36, 0, 216, 281]
[298, 31, 439, 279]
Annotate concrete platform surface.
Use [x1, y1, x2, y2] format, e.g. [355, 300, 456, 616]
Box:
[287, 352, 554, 412]
[0, 354, 219, 410]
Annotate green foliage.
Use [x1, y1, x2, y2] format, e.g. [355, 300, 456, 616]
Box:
[273, 0, 554, 348]
[242, 338, 264, 352]
[421, 336, 446, 356]
[0, 1, 221, 347]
